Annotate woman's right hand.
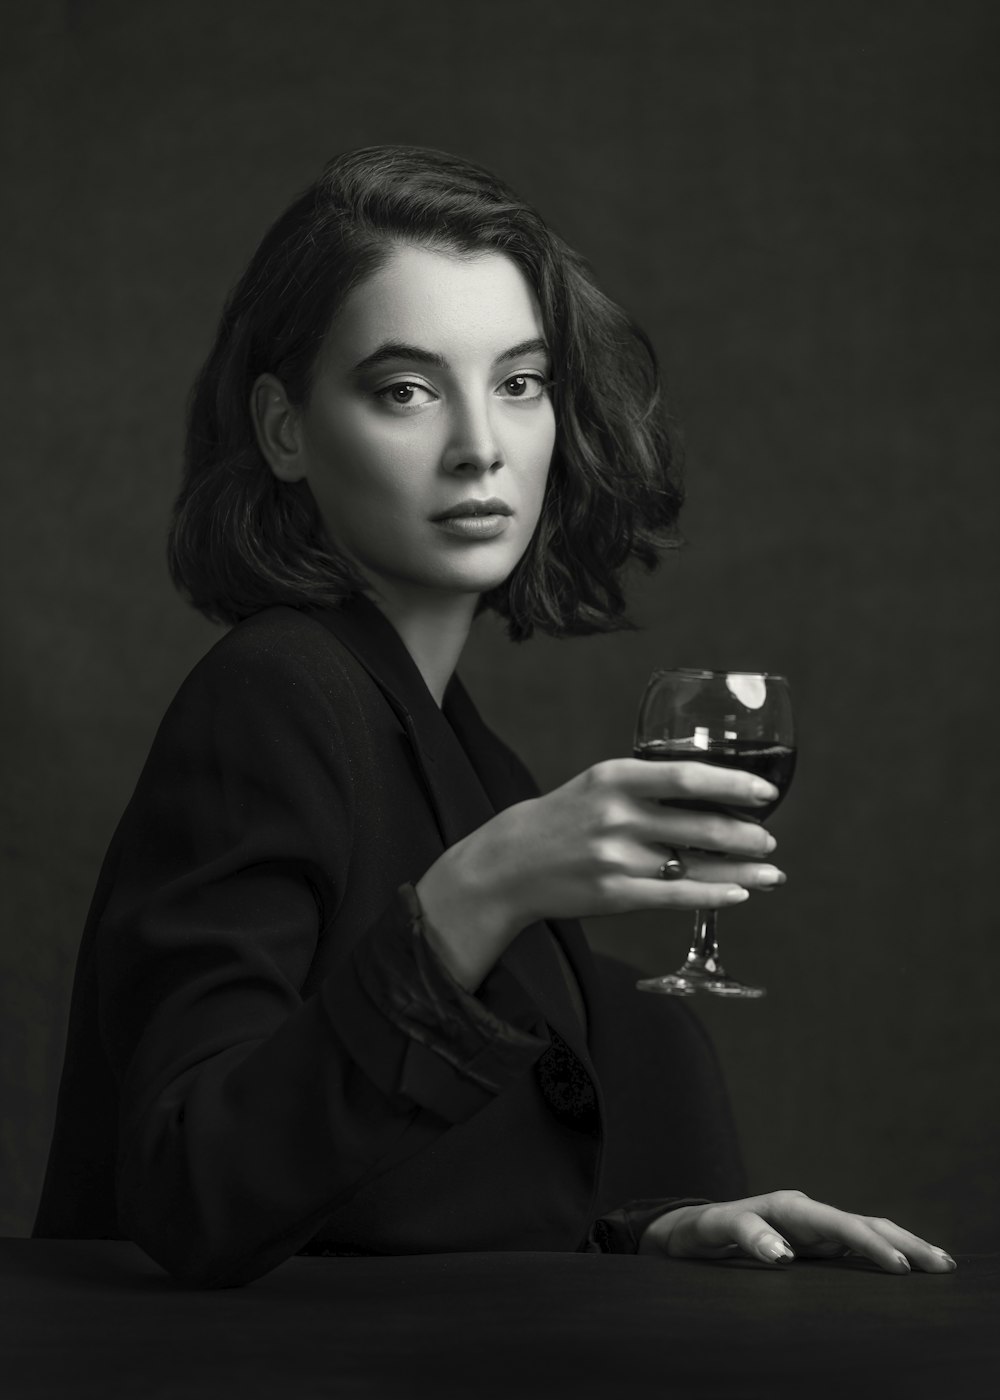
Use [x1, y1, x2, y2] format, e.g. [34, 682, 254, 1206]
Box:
[415, 758, 784, 989]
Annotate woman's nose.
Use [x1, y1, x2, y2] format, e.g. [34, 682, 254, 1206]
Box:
[441, 400, 504, 475]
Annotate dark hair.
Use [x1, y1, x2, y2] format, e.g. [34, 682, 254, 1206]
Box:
[168, 145, 683, 640]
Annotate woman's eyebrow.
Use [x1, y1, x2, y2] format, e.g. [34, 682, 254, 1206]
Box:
[353, 341, 446, 372]
[494, 337, 549, 365]
[352, 337, 549, 373]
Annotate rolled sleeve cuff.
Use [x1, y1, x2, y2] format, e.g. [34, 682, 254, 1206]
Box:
[322, 885, 549, 1124]
[583, 1198, 710, 1254]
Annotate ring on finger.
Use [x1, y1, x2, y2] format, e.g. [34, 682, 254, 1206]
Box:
[657, 848, 686, 881]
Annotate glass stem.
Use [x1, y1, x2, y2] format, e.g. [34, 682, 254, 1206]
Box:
[688, 909, 722, 973]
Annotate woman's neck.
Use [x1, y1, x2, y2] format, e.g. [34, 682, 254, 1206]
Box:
[365, 588, 479, 707]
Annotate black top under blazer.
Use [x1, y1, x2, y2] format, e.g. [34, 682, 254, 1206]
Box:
[34, 597, 743, 1287]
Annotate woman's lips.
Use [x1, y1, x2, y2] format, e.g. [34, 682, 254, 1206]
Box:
[432, 513, 511, 539]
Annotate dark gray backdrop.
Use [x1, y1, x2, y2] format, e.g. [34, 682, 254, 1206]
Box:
[3, 0, 998, 1252]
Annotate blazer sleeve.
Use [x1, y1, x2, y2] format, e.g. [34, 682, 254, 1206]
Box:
[96, 635, 546, 1288]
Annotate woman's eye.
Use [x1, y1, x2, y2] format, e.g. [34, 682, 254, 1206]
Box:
[375, 382, 436, 408]
[499, 374, 547, 400]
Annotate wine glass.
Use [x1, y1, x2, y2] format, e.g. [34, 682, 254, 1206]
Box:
[633, 668, 795, 998]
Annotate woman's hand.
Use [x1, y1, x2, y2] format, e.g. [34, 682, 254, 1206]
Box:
[416, 757, 782, 988]
[638, 1190, 957, 1273]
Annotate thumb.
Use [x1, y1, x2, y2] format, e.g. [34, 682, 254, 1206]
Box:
[719, 1209, 796, 1264]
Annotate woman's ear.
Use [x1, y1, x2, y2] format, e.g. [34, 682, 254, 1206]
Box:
[251, 373, 307, 482]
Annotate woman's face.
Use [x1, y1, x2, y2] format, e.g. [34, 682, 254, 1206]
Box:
[290, 243, 556, 606]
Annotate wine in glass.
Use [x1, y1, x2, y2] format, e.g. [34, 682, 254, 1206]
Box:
[633, 668, 795, 998]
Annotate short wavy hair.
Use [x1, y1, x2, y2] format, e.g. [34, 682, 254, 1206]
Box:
[168, 145, 684, 640]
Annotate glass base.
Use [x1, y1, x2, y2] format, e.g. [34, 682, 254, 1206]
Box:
[636, 956, 766, 999]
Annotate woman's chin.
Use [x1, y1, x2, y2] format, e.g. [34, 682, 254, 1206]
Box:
[362, 564, 517, 606]
[379, 549, 526, 600]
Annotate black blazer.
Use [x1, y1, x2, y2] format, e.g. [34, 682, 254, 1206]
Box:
[34, 598, 742, 1286]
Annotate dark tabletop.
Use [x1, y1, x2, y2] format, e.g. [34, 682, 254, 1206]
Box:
[1, 1240, 996, 1399]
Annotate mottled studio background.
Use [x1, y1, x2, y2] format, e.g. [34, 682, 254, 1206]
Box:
[2, 0, 998, 1250]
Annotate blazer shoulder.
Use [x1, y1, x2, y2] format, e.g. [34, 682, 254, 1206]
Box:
[180, 606, 374, 714]
[144, 607, 394, 781]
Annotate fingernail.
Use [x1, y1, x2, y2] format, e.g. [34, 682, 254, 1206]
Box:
[762, 1238, 794, 1262]
[752, 779, 779, 802]
[762, 833, 777, 854]
[756, 867, 786, 887]
[933, 1249, 957, 1269]
[894, 1252, 911, 1272]
[726, 887, 750, 903]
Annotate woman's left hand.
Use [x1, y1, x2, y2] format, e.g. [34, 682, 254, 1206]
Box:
[638, 1190, 956, 1273]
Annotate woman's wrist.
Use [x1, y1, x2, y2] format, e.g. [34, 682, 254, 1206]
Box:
[638, 1203, 709, 1257]
[415, 835, 523, 991]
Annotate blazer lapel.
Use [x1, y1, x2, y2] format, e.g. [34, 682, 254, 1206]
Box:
[307, 598, 593, 1064]
[443, 676, 595, 1062]
[309, 596, 495, 848]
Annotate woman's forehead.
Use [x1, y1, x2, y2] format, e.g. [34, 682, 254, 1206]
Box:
[324, 244, 546, 369]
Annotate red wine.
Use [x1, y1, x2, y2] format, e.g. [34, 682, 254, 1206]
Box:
[634, 739, 796, 821]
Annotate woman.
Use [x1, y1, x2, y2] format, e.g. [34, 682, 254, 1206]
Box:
[34, 146, 954, 1287]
